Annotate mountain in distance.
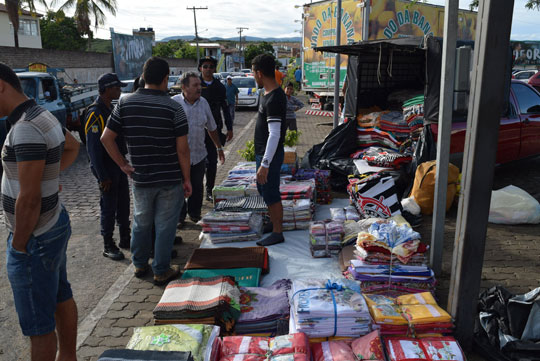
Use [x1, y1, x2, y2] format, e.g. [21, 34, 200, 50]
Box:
[159, 35, 301, 42]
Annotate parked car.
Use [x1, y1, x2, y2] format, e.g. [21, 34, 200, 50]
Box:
[231, 72, 246, 77]
[512, 70, 538, 81]
[239, 69, 251, 74]
[231, 76, 261, 108]
[528, 71, 540, 92]
[168, 75, 180, 89]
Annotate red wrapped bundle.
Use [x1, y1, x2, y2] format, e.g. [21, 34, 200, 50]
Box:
[385, 336, 465, 361]
[219, 333, 310, 361]
[311, 331, 385, 361]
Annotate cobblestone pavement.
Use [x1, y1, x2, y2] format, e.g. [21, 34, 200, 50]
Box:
[1, 95, 539, 360]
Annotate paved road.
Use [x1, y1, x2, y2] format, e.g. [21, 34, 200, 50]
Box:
[0, 108, 260, 360]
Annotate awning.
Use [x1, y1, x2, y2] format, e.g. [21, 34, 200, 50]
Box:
[314, 37, 428, 56]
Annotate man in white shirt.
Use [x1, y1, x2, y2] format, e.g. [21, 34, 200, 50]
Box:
[172, 72, 225, 227]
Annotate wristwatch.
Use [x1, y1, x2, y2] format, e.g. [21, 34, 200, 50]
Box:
[217, 147, 224, 151]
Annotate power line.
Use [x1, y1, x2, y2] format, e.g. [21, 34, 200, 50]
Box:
[187, 6, 208, 65]
[237, 27, 249, 68]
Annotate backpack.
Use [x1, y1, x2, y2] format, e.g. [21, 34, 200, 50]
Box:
[409, 160, 460, 215]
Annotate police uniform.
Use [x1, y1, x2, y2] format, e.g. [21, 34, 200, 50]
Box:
[85, 96, 130, 252]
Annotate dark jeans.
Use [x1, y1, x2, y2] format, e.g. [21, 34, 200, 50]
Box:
[205, 131, 227, 194]
[180, 158, 206, 221]
[92, 166, 130, 242]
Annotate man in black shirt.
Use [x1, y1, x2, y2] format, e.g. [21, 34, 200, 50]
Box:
[199, 57, 233, 201]
[251, 54, 287, 246]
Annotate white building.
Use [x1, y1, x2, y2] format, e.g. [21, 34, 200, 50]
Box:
[0, 3, 43, 49]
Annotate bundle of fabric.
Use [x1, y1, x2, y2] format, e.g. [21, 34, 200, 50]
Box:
[153, 276, 241, 332]
[378, 111, 411, 140]
[245, 183, 260, 197]
[185, 247, 269, 275]
[347, 176, 402, 218]
[385, 336, 465, 361]
[126, 324, 220, 361]
[309, 220, 344, 258]
[235, 279, 291, 335]
[363, 292, 453, 336]
[98, 349, 194, 361]
[329, 206, 360, 222]
[289, 279, 371, 338]
[402, 95, 425, 136]
[212, 185, 248, 203]
[311, 330, 384, 361]
[294, 169, 332, 205]
[282, 199, 312, 231]
[219, 333, 310, 361]
[200, 211, 262, 244]
[357, 111, 384, 128]
[356, 127, 401, 151]
[280, 181, 314, 201]
[228, 162, 257, 177]
[354, 146, 412, 168]
[214, 196, 267, 215]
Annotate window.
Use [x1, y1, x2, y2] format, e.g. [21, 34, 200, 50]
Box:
[9, 19, 39, 37]
[512, 83, 540, 114]
[232, 78, 256, 88]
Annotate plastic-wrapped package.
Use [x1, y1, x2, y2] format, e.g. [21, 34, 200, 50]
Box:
[311, 341, 356, 361]
[329, 208, 346, 222]
[309, 221, 344, 258]
[344, 206, 360, 221]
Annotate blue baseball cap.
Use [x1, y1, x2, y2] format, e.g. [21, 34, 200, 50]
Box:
[98, 73, 127, 92]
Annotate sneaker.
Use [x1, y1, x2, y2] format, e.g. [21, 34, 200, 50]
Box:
[177, 220, 185, 229]
[103, 244, 125, 261]
[205, 193, 213, 202]
[189, 215, 201, 223]
[134, 265, 150, 278]
[154, 265, 181, 286]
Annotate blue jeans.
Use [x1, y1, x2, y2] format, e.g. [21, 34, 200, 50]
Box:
[7, 206, 72, 336]
[131, 184, 183, 275]
[228, 104, 236, 126]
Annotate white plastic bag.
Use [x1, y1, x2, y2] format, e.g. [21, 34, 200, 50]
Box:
[488, 185, 540, 224]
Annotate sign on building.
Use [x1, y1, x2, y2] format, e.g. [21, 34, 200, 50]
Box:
[511, 41, 540, 67]
[110, 30, 153, 80]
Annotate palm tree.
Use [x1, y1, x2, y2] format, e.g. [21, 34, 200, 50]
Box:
[54, 0, 117, 49]
[6, 0, 49, 48]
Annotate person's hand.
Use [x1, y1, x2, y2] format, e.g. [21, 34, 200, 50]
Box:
[256, 166, 269, 185]
[218, 149, 225, 164]
[99, 179, 112, 192]
[121, 163, 135, 177]
[226, 130, 233, 142]
[12, 239, 28, 254]
[183, 180, 192, 198]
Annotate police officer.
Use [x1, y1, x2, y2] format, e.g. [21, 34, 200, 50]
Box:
[199, 57, 233, 202]
[85, 73, 130, 260]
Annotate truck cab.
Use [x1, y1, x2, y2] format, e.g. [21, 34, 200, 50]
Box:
[17, 72, 67, 127]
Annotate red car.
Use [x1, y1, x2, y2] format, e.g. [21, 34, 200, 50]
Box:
[529, 71, 540, 92]
[432, 80, 540, 166]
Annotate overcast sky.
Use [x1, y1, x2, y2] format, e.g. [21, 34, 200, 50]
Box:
[33, 0, 540, 41]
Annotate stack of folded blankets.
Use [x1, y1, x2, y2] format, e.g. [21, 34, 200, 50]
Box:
[282, 199, 312, 231]
[356, 112, 402, 151]
[295, 169, 332, 204]
[212, 185, 247, 203]
[212, 163, 258, 202]
[125, 324, 220, 361]
[289, 279, 371, 338]
[235, 279, 291, 335]
[377, 111, 411, 140]
[311, 330, 385, 361]
[153, 276, 241, 333]
[214, 196, 267, 215]
[219, 333, 310, 361]
[182, 247, 269, 287]
[385, 336, 465, 361]
[364, 292, 454, 336]
[280, 181, 314, 202]
[199, 211, 262, 244]
[402, 95, 425, 138]
[347, 219, 434, 294]
[309, 220, 344, 258]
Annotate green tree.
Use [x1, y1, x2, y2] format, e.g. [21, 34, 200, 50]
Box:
[174, 43, 197, 60]
[152, 39, 184, 58]
[6, 0, 49, 48]
[55, 0, 118, 49]
[469, 0, 539, 10]
[244, 41, 275, 67]
[40, 10, 86, 50]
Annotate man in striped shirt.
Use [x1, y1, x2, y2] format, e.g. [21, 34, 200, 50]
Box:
[0, 63, 80, 361]
[101, 57, 192, 286]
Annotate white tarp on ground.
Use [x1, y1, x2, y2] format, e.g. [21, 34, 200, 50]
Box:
[200, 198, 350, 287]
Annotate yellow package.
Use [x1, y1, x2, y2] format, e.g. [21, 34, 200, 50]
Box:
[370, 304, 408, 325]
[363, 294, 395, 308]
[401, 304, 452, 324]
[396, 292, 437, 306]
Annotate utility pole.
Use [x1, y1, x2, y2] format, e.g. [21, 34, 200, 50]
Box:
[237, 27, 249, 68]
[187, 6, 208, 65]
[332, 0, 342, 128]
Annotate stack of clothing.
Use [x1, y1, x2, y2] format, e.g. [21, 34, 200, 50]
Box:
[311, 330, 385, 361]
[125, 324, 220, 361]
[377, 111, 411, 140]
[309, 220, 344, 258]
[295, 169, 332, 205]
[289, 279, 371, 338]
[153, 276, 241, 333]
[281, 146, 298, 175]
[280, 181, 314, 202]
[282, 199, 312, 230]
[215, 196, 267, 215]
[347, 175, 402, 218]
[235, 279, 291, 336]
[402, 95, 425, 137]
[183, 247, 269, 287]
[347, 219, 434, 294]
[364, 292, 454, 336]
[212, 185, 247, 203]
[98, 349, 194, 361]
[200, 211, 262, 244]
[212, 163, 258, 202]
[356, 112, 402, 151]
[385, 336, 465, 361]
[219, 333, 310, 361]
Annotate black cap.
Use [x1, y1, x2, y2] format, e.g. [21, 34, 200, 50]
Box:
[198, 56, 217, 68]
[98, 73, 127, 92]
